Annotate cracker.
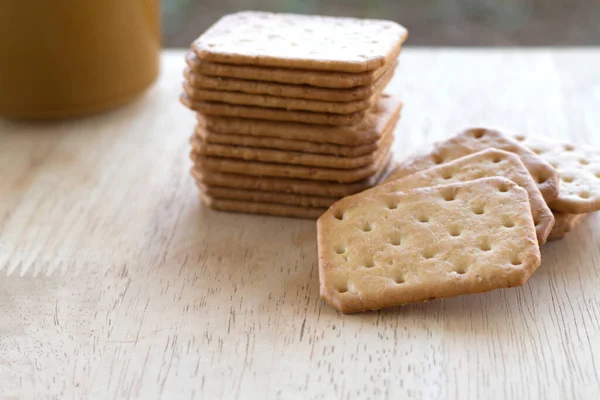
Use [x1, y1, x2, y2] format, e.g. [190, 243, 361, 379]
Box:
[317, 177, 541, 313]
[181, 93, 365, 125]
[200, 193, 325, 219]
[384, 149, 554, 244]
[184, 62, 395, 102]
[183, 82, 380, 114]
[547, 211, 587, 241]
[185, 52, 395, 89]
[513, 135, 600, 214]
[192, 11, 407, 73]
[189, 125, 393, 170]
[190, 137, 391, 182]
[196, 126, 381, 157]
[390, 128, 560, 203]
[197, 183, 338, 208]
[191, 154, 394, 197]
[196, 94, 402, 145]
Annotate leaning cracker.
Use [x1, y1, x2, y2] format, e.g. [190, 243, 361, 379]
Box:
[547, 211, 587, 241]
[390, 128, 559, 203]
[197, 183, 338, 208]
[384, 149, 554, 244]
[181, 93, 365, 126]
[197, 94, 402, 145]
[196, 127, 381, 157]
[513, 135, 600, 214]
[318, 177, 541, 313]
[191, 154, 395, 197]
[192, 11, 407, 73]
[183, 61, 396, 101]
[183, 82, 377, 114]
[189, 126, 393, 170]
[201, 193, 325, 219]
[185, 52, 395, 88]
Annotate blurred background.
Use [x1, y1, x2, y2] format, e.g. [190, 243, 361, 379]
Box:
[163, 0, 600, 47]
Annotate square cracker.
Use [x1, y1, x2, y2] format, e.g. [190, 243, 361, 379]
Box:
[195, 126, 382, 157]
[390, 128, 559, 203]
[513, 135, 600, 214]
[190, 131, 392, 182]
[196, 93, 402, 145]
[317, 177, 541, 314]
[183, 61, 396, 102]
[547, 211, 587, 241]
[191, 154, 395, 197]
[196, 183, 338, 209]
[183, 81, 379, 114]
[189, 124, 393, 170]
[384, 148, 554, 244]
[192, 11, 407, 73]
[200, 193, 325, 219]
[181, 93, 365, 125]
[185, 51, 395, 89]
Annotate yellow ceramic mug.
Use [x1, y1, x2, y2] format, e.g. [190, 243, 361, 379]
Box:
[0, 0, 160, 119]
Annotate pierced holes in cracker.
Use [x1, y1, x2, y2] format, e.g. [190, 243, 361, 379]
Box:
[392, 274, 406, 285]
[579, 191, 591, 199]
[502, 217, 515, 228]
[536, 175, 548, 184]
[334, 280, 349, 294]
[422, 249, 435, 260]
[514, 135, 525, 142]
[579, 159, 590, 165]
[448, 225, 461, 237]
[333, 209, 345, 220]
[498, 183, 509, 193]
[472, 130, 485, 139]
[441, 170, 453, 180]
[363, 258, 375, 269]
[453, 261, 467, 275]
[417, 215, 430, 223]
[389, 235, 402, 246]
[387, 199, 399, 210]
[472, 204, 485, 215]
[531, 148, 542, 155]
[441, 189, 456, 202]
[510, 254, 522, 266]
[335, 246, 346, 255]
[562, 176, 574, 183]
[492, 155, 503, 164]
[479, 238, 491, 252]
[361, 222, 373, 232]
[564, 144, 575, 151]
[432, 154, 444, 165]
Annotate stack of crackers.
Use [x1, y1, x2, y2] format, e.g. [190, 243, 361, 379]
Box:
[181, 12, 408, 218]
[318, 128, 600, 313]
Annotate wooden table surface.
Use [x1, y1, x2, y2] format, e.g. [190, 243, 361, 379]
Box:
[1, 49, 600, 400]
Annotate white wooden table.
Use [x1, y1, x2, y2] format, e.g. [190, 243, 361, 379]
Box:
[1, 49, 599, 400]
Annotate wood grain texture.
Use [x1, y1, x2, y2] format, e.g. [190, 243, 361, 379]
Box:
[1, 49, 600, 399]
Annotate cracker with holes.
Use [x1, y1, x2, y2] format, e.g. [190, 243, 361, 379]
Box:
[512, 135, 600, 214]
[185, 51, 396, 89]
[384, 149, 554, 244]
[189, 125, 394, 170]
[196, 94, 402, 145]
[191, 155, 395, 197]
[192, 11, 407, 73]
[184, 59, 396, 101]
[390, 128, 559, 203]
[317, 177, 541, 313]
[183, 82, 382, 114]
